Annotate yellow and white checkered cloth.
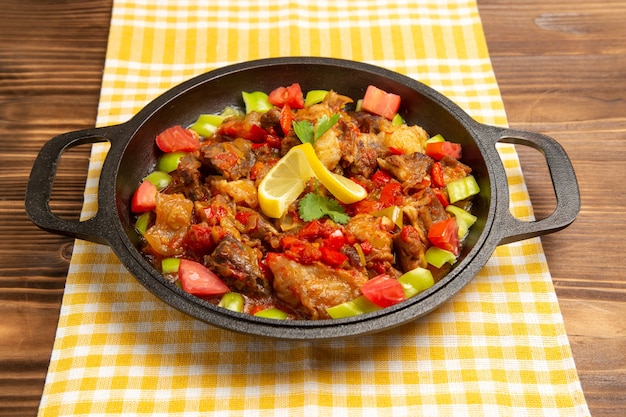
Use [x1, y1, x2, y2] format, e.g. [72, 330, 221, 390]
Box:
[38, 1, 590, 415]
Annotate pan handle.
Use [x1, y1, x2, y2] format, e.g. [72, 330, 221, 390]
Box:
[25, 126, 120, 245]
[484, 126, 580, 245]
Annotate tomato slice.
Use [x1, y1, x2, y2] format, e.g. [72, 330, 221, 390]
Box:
[427, 218, 460, 256]
[361, 85, 401, 120]
[131, 180, 157, 213]
[155, 125, 200, 153]
[268, 83, 305, 109]
[178, 259, 229, 296]
[361, 274, 406, 308]
[425, 141, 462, 160]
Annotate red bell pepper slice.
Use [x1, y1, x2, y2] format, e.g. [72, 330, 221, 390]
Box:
[427, 218, 460, 256]
[431, 161, 446, 188]
[178, 259, 229, 296]
[155, 125, 200, 153]
[361, 274, 406, 308]
[425, 141, 462, 160]
[131, 180, 157, 213]
[361, 85, 401, 120]
[279, 103, 292, 136]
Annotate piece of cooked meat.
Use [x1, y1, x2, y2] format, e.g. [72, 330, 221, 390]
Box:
[402, 188, 449, 232]
[344, 213, 395, 266]
[394, 224, 428, 271]
[201, 137, 255, 180]
[377, 152, 433, 189]
[440, 155, 472, 185]
[166, 153, 211, 201]
[267, 253, 368, 320]
[205, 235, 271, 297]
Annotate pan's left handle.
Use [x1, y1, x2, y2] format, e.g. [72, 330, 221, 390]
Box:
[25, 127, 116, 245]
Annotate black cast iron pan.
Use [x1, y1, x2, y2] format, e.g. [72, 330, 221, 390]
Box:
[25, 57, 580, 339]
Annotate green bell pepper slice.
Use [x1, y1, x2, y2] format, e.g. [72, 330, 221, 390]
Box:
[242, 91, 272, 114]
[254, 307, 288, 319]
[425, 246, 457, 268]
[218, 292, 245, 313]
[161, 257, 181, 274]
[326, 295, 381, 319]
[446, 175, 480, 203]
[398, 267, 435, 298]
[445, 204, 478, 238]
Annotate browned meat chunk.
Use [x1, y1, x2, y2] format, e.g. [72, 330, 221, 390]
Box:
[144, 193, 193, 257]
[205, 235, 271, 297]
[235, 206, 280, 243]
[267, 254, 368, 320]
[201, 137, 255, 180]
[377, 152, 433, 188]
[394, 225, 428, 271]
[403, 188, 449, 232]
[440, 155, 472, 184]
[340, 131, 383, 178]
[345, 213, 396, 274]
[167, 153, 211, 201]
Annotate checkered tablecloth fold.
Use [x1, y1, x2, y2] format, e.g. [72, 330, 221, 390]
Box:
[38, 1, 589, 416]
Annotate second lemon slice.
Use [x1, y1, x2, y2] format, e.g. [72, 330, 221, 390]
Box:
[258, 143, 367, 218]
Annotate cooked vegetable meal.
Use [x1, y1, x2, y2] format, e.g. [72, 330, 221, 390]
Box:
[132, 83, 480, 320]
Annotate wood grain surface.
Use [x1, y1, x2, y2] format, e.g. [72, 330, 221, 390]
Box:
[1, 0, 624, 415]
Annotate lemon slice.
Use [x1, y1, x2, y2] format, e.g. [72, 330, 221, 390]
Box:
[257, 145, 315, 218]
[258, 143, 367, 218]
[297, 143, 368, 204]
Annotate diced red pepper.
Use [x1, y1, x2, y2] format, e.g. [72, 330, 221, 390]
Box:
[379, 181, 403, 208]
[388, 146, 405, 155]
[359, 240, 373, 255]
[182, 224, 215, 256]
[131, 180, 157, 213]
[219, 120, 267, 143]
[265, 134, 282, 149]
[320, 247, 348, 267]
[323, 229, 346, 251]
[428, 218, 460, 256]
[284, 243, 322, 265]
[361, 85, 401, 120]
[155, 125, 200, 153]
[349, 199, 380, 215]
[178, 259, 229, 296]
[202, 205, 228, 225]
[268, 83, 305, 109]
[361, 274, 406, 308]
[235, 210, 253, 226]
[425, 141, 462, 160]
[372, 169, 393, 187]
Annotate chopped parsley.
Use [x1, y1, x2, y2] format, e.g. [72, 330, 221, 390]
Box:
[293, 113, 341, 144]
[298, 192, 350, 224]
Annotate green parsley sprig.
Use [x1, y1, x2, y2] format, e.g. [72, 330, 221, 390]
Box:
[293, 113, 341, 145]
[298, 191, 350, 224]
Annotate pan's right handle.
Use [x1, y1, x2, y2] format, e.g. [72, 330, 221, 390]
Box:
[25, 127, 116, 245]
[482, 126, 581, 245]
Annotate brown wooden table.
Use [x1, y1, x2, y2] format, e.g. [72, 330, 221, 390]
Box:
[1, 1, 624, 415]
